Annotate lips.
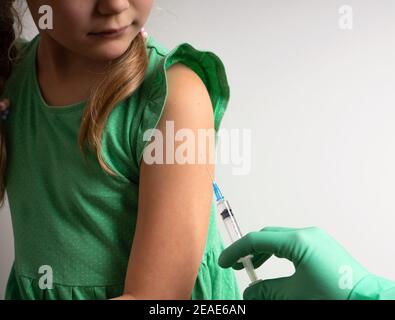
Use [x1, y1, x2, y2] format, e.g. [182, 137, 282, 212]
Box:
[89, 25, 130, 36]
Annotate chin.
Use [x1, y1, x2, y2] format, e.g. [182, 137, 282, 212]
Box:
[88, 42, 132, 62]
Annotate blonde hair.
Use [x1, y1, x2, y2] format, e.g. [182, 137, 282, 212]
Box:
[79, 33, 148, 174]
[0, 1, 149, 207]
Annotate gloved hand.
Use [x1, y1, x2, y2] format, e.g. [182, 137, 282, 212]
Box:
[219, 226, 395, 300]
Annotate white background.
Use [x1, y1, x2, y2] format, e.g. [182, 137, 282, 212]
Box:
[1, 0, 395, 298]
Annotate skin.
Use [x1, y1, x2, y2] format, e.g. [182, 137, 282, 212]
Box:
[7, 0, 215, 299]
[0, 99, 9, 112]
[26, 0, 153, 106]
[115, 64, 215, 299]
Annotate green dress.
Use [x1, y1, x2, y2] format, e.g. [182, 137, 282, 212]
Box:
[1, 35, 241, 300]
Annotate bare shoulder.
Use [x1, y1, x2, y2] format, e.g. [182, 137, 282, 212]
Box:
[164, 63, 213, 126]
[166, 63, 207, 92]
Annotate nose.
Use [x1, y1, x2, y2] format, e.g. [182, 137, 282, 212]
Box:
[97, 0, 130, 15]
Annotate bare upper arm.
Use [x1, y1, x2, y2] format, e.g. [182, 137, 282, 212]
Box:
[122, 63, 216, 299]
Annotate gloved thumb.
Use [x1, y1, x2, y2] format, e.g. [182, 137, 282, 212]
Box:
[243, 277, 293, 300]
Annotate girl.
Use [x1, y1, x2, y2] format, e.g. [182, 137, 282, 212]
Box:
[0, 0, 241, 300]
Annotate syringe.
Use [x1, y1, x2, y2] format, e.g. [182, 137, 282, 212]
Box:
[213, 182, 259, 284]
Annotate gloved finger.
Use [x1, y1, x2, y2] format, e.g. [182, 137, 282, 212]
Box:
[243, 276, 293, 300]
[230, 252, 272, 270]
[242, 227, 319, 269]
[251, 253, 272, 269]
[218, 230, 293, 268]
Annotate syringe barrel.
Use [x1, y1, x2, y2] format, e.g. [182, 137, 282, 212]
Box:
[217, 199, 243, 242]
[216, 198, 260, 284]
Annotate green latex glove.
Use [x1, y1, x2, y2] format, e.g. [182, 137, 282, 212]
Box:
[219, 227, 395, 300]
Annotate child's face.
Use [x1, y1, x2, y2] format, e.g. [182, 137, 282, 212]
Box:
[27, 0, 153, 61]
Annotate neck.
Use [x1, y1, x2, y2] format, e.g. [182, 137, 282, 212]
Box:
[37, 33, 108, 86]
